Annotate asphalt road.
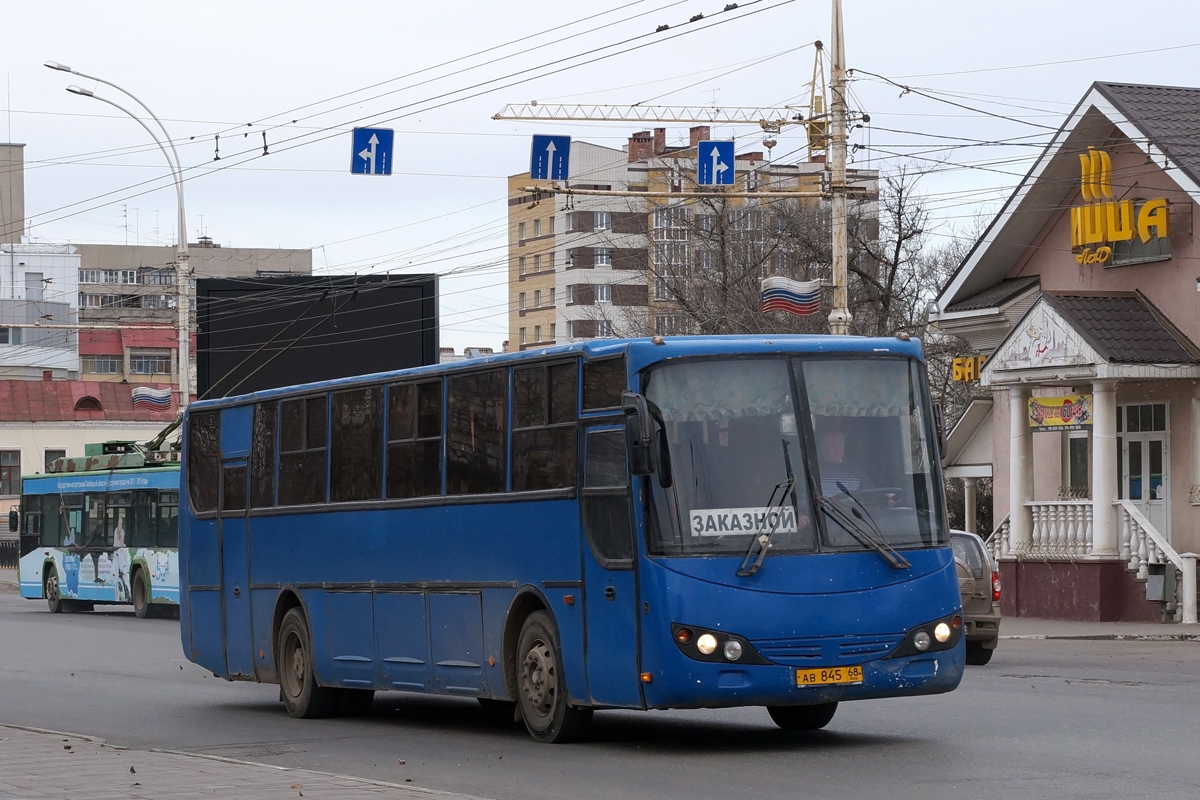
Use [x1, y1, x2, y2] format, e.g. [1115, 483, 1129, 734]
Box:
[2, 590, 1198, 800]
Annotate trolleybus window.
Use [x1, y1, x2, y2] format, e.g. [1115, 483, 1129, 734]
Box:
[188, 411, 221, 513]
[386, 380, 443, 499]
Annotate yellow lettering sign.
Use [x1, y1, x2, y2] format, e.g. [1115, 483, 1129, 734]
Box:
[952, 355, 986, 382]
[1137, 197, 1170, 243]
[1075, 246, 1112, 265]
[1071, 149, 1170, 261]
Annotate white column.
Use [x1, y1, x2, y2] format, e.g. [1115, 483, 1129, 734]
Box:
[964, 477, 978, 534]
[1091, 380, 1119, 556]
[1009, 386, 1033, 552]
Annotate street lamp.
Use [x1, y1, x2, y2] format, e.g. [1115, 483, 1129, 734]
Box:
[48, 61, 192, 412]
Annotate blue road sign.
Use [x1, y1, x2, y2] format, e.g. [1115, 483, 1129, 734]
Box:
[351, 127, 394, 175]
[530, 135, 571, 181]
[697, 140, 735, 186]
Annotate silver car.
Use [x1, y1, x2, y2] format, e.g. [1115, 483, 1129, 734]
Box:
[952, 530, 1001, 665]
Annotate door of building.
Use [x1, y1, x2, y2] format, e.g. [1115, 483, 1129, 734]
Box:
[1118, 403, 1169, 541]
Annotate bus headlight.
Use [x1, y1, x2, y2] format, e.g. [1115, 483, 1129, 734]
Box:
[723, 640, 743, 661]
[933, 622, 951, 643]
[696, 633, 718, 655]
[913, 630, 932, 651]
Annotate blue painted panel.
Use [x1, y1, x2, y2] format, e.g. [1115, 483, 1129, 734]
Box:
[183, 517, 220, 587]
[219, 405, 253, 459]
[220, 464, 254, 679]
[376, 592, 430, 691]
[324, 592, 376, 687]
[429, 593, 486, 696]
[250, 589, 279, 677]
[189, 589, 225, 674]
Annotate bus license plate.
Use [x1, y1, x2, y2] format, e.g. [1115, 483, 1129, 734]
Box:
[796, 665, 863, 687]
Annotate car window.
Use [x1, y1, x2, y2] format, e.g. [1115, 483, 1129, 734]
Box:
[952, 534, 985, 579]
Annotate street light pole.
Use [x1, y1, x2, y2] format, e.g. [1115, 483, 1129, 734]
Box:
[827, 0, 852, 336]
[48, 62, 191, 412]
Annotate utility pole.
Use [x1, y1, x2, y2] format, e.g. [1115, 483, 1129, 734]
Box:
[827, 0, 852, 336]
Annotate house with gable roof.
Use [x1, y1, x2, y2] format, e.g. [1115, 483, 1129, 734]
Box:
[931, 82, 1200, 623]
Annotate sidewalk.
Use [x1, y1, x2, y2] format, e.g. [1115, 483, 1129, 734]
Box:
[1000, 616, 1200, 641]
[0, 724, 491, 800]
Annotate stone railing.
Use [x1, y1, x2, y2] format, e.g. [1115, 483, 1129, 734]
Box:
[1115, 499, 1198, 625]
[984, 514, 1010, 561]
[1022, 501, 1093, 559]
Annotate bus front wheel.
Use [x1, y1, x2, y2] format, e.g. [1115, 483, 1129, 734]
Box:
[515, 611, 592, 743]
[767, 702, 838, 731]
[277, 608, 338, 719]
[45, 569, 63, 614]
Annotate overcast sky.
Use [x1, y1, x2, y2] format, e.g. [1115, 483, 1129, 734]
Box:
[3, 0, 1199, 351]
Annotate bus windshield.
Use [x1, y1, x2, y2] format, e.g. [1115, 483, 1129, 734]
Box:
[643, 356, 946, 557]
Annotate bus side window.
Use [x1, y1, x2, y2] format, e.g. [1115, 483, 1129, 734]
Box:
[512, 361, 578, 491]
[250, 402, 277, 508]
[582, 358, 626, 411]
[279, 396, 328, 506]
[386, 380, 443, 499]
[447, 369, 507, 495]
[331, 386, 384, 503]
[188, 411, 221, 513]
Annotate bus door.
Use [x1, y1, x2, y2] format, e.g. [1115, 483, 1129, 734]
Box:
[219, 460, 254, 679]
[580, 425, 643, 708]
[18, 495, 41, 558]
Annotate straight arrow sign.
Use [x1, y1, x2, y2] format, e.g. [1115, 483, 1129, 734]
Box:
[697, 140, 735, 186]
[531, 134, 571, 181]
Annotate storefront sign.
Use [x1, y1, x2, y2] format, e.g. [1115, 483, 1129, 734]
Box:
[952, 355, 985, 382]
[1028, 395, 1093, 432]
[1069, 147, 1169, 265]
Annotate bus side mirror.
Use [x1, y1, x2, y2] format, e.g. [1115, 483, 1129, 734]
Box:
[622, 391, 658, 476]
[7, 509, 17, 533]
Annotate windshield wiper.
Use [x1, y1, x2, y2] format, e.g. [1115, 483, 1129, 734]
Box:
[820, 483, 910, 569]
[737, 439, 801, 577]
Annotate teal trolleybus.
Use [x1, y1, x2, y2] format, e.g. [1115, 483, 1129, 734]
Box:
[13, 442, 181, 618]
[180, 335, 964, 742]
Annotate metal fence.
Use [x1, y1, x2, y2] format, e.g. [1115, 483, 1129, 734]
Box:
[0, 539, 18, 570]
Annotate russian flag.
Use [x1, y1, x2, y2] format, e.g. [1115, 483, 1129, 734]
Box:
[760, 276, 822, 316]
[132, 386, 173, 411]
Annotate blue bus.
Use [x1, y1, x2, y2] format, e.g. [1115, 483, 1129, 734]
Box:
[13, 444, 181, 618]
[180, 335, 963, 742]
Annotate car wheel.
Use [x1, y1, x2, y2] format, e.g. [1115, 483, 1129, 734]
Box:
[45, 568, 63, 614]
[515, 611, 592, 743]
[965, 641, 994, 666]
[277, 608, 338, 719]
[767, 702, 838, 731]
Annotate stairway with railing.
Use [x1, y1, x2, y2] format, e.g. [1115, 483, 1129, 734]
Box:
[984, 503, 1198, 624]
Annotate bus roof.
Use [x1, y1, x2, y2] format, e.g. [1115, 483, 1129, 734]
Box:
[189, 334, 925, 412]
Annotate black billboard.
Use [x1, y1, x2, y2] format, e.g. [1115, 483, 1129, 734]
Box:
[196, 274, 438, 399]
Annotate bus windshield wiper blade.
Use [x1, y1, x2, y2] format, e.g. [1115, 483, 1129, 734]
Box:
[819, 488, 910, 570]
[737, 439, 800, 577]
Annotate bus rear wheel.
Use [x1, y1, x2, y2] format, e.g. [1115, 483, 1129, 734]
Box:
[767, 702, 838, 731]
[515, 611, 592, 743]
[277, 608, 338, 719]
[132, 569, 151, 619]
[45, 569, 63, 614]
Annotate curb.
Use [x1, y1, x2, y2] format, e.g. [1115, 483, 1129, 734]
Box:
[1002, 633, 1200, 641]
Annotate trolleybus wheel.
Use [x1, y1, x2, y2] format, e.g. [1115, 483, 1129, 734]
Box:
[337, 689, 375, 717]
[277, 608, 338, 719]
[45, 568, 63, 614]
[767, 702, 838, 731]
[132, 569, 150, 619]
[515, 611, 592, 743]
